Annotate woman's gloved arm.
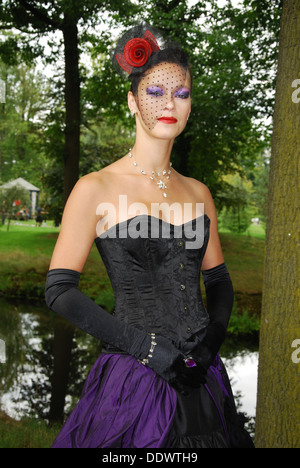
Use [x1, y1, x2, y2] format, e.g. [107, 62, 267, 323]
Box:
[188, 262, 234, 373]
[45, 268, 205, 388]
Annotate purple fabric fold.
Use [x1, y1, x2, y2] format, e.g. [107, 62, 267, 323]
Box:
[51, 352, 254, 449]
[51, 354, 177, 448]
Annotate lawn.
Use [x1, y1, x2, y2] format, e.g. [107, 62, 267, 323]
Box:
[0, 219, 265, 309]
[0, 411, 60, 449]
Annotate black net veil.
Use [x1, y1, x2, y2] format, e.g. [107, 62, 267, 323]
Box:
[111, 23, 192, 131]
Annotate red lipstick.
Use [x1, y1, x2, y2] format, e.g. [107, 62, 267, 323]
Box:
[158, 117, 178, 124]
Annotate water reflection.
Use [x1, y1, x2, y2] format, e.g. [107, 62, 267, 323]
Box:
[223, 351, 258, 418]
[0, 298, 258, 434]
[0, 298, 101, 421]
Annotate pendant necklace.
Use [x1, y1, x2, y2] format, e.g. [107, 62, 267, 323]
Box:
[128, 149, 172, 198]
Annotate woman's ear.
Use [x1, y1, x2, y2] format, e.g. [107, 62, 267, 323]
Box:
[128, 91, 138, 115]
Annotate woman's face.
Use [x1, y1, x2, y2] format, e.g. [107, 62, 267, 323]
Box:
[131, 62, 191, 137]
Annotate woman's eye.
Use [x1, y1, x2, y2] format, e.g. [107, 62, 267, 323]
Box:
[174, 90, 190, 99]
[146, 87, 164, 97]
[150, 91, 163, 97]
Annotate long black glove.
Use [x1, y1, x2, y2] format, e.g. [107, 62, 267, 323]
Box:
[45, 268, 205, 388]
[188, 263, 234, 373]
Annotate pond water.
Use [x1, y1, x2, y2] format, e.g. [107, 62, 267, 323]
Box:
[0, 297, 258, 437]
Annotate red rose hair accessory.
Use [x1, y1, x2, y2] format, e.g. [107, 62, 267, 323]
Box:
[115, 31, 160, 74]
[112, 23, 164, 77]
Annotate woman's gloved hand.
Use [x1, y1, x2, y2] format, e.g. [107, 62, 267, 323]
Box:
[170, 354, 207, 387]
[186, 341, 214, 374]
[139, 334, 207, 389]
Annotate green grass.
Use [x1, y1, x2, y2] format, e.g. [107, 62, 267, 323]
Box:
[0, 220, 115, 304]
[219, 230, 265, 294]
[219, 222, 266, 239]
[0, 219, 265, 301]
[0, 220, 59, 256]
[0, 411, 60, 448]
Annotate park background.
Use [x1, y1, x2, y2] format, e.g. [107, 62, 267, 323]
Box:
[0, 0, 298, 448]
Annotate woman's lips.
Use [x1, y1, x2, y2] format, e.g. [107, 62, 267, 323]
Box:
[158, 117, 178, 124]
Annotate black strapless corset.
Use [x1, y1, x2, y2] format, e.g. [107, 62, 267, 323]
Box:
[94, 214, 211, 351]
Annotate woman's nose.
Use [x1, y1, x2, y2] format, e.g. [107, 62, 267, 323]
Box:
[163, 94, 175, 110]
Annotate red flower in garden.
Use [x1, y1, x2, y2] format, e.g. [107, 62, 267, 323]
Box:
[14, 200, 21, 206]
[115, 30, 160, 74]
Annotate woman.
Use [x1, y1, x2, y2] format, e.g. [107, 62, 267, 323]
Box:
[45, 24, 254, 448]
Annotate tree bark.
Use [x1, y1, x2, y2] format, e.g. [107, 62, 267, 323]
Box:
[49, 321, 74, 424]
[62, 16, 80, 205]
[49, 12, 80, 423]
[255, 0, 300, 448]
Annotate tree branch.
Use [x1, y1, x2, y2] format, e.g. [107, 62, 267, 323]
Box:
[0, 23, 42, 35]
[16, 0, 63, 30]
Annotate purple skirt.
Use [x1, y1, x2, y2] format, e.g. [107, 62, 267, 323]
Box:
[51, 353, 254, 448]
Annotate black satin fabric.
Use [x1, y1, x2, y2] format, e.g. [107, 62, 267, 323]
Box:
[170, 356, 255, 448]
[95, 214, 211, 351]
[171, 383, 228, 448]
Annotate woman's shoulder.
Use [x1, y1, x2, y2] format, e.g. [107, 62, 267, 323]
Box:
[73, 159, 126, 194]
[177, 173, 214, 201]
[71, 171, 107, 197]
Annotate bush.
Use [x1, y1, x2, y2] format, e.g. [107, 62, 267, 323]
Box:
[219, 205, 252, 234]
[227, 301, 260, 336]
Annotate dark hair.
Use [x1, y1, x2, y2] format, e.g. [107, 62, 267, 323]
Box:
[129, 47, 192, 96]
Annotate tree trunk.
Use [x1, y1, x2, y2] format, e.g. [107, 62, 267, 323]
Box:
[49, 321, 74, 424]
[62, 17, 80, 205]
[49, 13, 80, 423]
[255, 0, 300, 448]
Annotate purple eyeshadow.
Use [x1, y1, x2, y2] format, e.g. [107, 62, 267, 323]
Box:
[146, 86, 164, 96]
[174, 87, 190, 98]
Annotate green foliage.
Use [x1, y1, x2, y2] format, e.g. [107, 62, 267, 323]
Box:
[80, 122, 134, 174]
[0, 184, 30, 230]
[0, 184, 30, 210]
[219, 184, 251, 234]
[0, 0, 282, 220]
[219, 205, 252, 234]
[0, 59, 50, 188]
[40, 107, 65, 226]
[249, 153, 270, 228]
[227, 301, 260, 337]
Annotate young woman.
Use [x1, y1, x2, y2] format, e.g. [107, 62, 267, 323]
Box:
[45, 24, 254, 448]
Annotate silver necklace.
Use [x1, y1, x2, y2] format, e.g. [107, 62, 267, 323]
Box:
[129, 149, 172, 198]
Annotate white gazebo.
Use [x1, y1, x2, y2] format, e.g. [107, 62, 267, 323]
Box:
[0, 177, 40, 216]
